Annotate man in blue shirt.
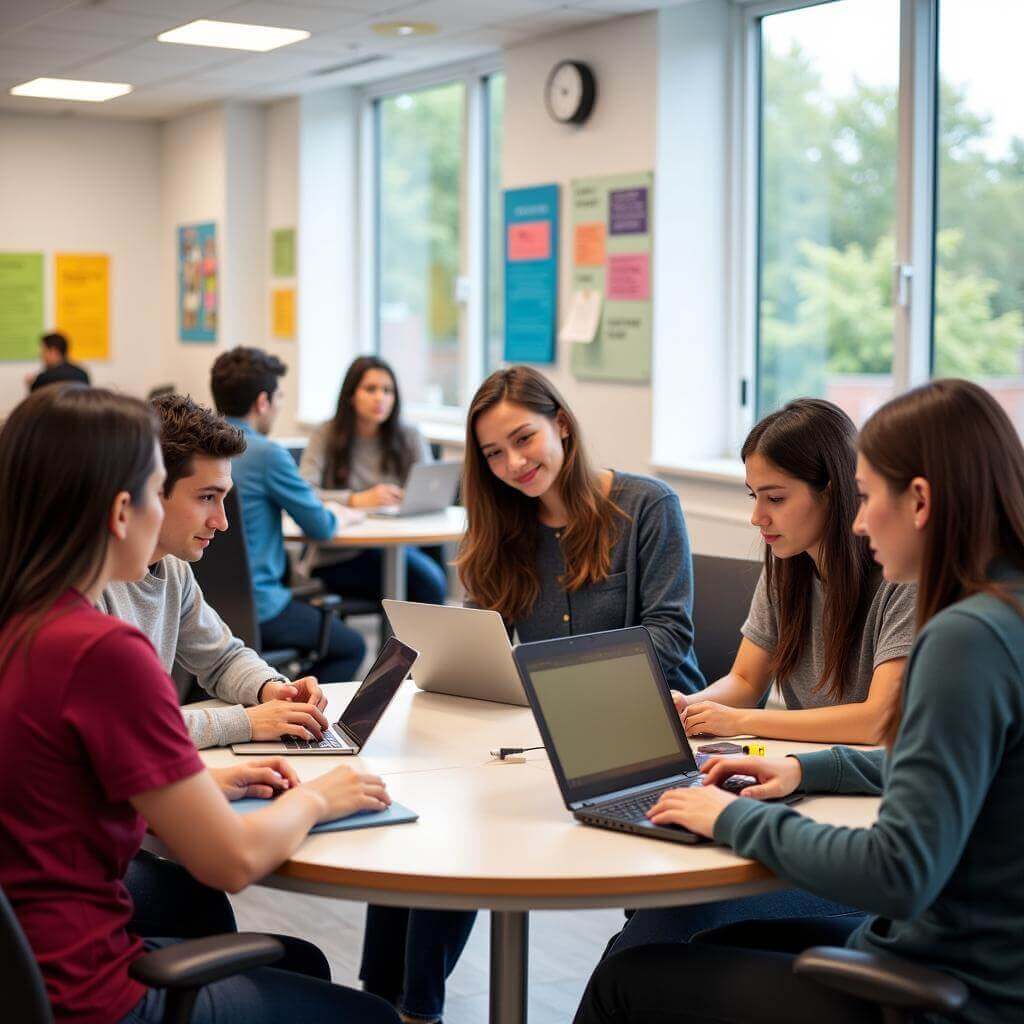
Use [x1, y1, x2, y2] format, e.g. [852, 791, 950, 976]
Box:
[210, 346, 365, 681]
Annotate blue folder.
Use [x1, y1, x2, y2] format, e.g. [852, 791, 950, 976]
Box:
[232, 797, 418, 833]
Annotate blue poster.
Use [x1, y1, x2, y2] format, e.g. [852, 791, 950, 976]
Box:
[178, 222, 218, 342]
[504, 184, 558, 363]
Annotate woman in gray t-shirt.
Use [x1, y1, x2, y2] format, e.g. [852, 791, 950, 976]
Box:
[680, 398, 915, 745]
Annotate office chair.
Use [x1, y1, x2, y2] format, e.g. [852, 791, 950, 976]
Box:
[690, 554, 763, 683]
[794, 946, 968, 1023]
[1, 883, 283, 1024]
[192, 488, 340, 677]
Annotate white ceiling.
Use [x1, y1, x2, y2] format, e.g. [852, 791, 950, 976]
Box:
[0, 0, 669, 121]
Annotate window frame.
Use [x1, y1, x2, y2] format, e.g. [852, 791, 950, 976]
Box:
[358, 56, 503, 423]
[736, 0, 940, 435]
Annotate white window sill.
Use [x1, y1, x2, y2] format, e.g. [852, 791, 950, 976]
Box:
[651, 458, 746, 486]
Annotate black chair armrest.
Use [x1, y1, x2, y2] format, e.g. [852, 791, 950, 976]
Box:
[794, 946, 968, 1013]
[308, 593, 342, 613]
[307, 593, 341, 665]
[129, 933, 284, 991]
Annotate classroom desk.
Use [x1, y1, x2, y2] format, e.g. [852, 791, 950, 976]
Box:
[188, 681, 880, 1024]
[283, 505, 467, 602]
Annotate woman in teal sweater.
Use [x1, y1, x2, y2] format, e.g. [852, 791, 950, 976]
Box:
[575, 378, 1024, 1024]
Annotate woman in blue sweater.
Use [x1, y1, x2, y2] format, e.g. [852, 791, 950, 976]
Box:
[575, 378, 1024, 1024]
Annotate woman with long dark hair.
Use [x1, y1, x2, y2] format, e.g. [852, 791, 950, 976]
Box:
[679, 398, 916, 745]
[359, 365, 705, 1024]
[0, 385, 398, 1024]
[300, 355, 446, 604]
[575, 379, 1024, 1024]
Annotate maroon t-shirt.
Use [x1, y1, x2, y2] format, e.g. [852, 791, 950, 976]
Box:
[0, 591, 204, 1024]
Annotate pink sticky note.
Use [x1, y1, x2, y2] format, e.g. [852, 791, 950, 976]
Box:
[507, 221, 551, 261]
[606, 253, 650, 301]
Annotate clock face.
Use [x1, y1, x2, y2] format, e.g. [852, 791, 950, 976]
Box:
[545, 61, 595, 124]
[548, 63, 584, 123]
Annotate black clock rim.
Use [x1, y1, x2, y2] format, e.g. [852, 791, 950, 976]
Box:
[544, 59, 596, 125]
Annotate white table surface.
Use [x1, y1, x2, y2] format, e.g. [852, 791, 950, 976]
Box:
[283, 505, 467, 548]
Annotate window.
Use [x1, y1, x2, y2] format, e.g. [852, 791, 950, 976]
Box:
[484, 71, 506, 375]
[749, 0, 1024, 434]
[756, 0, 900, 423]
[933, 0, 1024, 428]
[377, 81, 466, 409]
[371, 64, 505, 413]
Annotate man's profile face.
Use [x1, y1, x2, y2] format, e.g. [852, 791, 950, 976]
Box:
[154, 456, 233, 563]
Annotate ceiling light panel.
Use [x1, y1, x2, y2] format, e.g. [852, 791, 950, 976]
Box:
[157, 19, 311, 52]
[10, 78, 132, 101]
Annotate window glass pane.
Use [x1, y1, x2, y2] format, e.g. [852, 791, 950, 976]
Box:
[934, 0, 1024, 430]
[378, 82, 465, 407]
[485, 71, 506, 374]
[757, 0, 899, 423]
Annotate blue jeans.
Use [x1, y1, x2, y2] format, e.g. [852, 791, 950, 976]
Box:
[360, 907, 476, 1021]
[315, 547, 448, 607]
[607, 889, 858, 955]
[260, 596, 366, 682]
[119, 937, 399, 1024]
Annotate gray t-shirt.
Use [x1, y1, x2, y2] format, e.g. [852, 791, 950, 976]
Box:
[99, 556, 285, 749]
[740, 568, 916, 708]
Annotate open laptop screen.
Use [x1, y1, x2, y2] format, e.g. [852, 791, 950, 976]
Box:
[515, 628, 697, 805]
[339, 637, 417, 746]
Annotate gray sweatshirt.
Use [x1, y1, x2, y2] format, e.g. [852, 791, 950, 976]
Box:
[99, 556, 285, 749]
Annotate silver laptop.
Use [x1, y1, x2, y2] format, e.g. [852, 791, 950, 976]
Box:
[382, 600, 528, 706]
[231, 637, 417, 755]
[370, 461, 462, 517]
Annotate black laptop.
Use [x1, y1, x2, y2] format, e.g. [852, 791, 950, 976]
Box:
[514, 627, 759, 845]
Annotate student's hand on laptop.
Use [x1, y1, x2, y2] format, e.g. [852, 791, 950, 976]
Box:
[700, 755, 803, 801]
[245, 700, 329, 741]
[670, 690, 688, 714]
[646, 784, 737, 839]
[260, 676, 328, 711]
[682, 700, 747, 737]
[350, 483, 403, 509]
[304, 766, 391, 822]
[211, 758, 299, 801]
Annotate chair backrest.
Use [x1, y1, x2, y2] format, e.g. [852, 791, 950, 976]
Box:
[691, 554, 763, 684]
[0, 884, 53, 1024]
[191, 487, 262, 651]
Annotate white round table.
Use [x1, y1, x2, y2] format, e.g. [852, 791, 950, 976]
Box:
[191, 681, 881, 1024]
[283, 506, 467, 601]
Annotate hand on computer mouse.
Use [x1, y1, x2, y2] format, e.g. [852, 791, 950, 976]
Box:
[701, 755, 803, 800]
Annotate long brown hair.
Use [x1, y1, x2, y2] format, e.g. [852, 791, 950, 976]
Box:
[0, 385, 159, 670]
[742, 398, 875, 701]
[456, 366, 626, 622]
[322, 356, 415, 488]
[859, 379, 1024, 629]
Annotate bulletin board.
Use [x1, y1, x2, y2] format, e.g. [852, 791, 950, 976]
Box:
[178, 222, 218, 343]
[503, 183, 559, 364]
[569, 172, 653, 382]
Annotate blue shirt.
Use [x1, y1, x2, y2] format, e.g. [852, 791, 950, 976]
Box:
[227, 419, 337, 622]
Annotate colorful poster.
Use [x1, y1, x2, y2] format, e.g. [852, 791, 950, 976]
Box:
[569, 172, 653, 383]
[0, 252, 44, 361]
[504, 184, 559, 364]
[178, 222, 217, 343]
[271, 288, 296, 339]
[55, 253, 110, 360]
[272, 228, 296, 277]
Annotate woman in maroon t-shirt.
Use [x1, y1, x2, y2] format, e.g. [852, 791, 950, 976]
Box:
[0, 386, 399, 1024]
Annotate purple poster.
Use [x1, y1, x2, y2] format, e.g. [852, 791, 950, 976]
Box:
[609, 187, 648, 235]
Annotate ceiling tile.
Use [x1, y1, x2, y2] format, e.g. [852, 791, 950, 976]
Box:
[89, 0, 240, 18]
[6, 26, 126, 56]
[31, 7, 183, 39]
[0, 0, 72, 35]
[218, 1, 366, 33]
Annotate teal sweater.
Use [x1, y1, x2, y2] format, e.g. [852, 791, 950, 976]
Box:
[716, 574, 1024, 1023]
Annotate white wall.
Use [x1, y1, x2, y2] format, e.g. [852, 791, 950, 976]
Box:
[502, 14, 658, 476]
[0, 112, 162, 414]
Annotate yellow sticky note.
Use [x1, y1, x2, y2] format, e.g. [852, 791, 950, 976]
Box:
[55, 253, 110, 360]
[272, 288, 296, 339]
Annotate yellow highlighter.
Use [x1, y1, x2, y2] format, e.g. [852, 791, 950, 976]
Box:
[742, 742, 767, 757]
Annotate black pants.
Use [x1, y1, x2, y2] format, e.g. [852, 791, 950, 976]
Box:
[574, 915, 884, 1024]
[260, 596, 366, 683]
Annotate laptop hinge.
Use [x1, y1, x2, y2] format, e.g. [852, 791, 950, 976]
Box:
[336, 722, 360, 747]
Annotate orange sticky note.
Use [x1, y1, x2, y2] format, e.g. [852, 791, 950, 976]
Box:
[574, 223, 606, 266]
[271, 288, 296, 339]
[507, 221, 551, 261]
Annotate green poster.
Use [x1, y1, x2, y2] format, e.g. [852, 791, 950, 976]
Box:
[569, 172, 653, 382]
[0, 252, 45, 361]
[272, 228, 296, 278]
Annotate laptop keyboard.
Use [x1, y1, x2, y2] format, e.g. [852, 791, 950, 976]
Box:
[280, 729, 353, 751]
[598, 780, 699, 821]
